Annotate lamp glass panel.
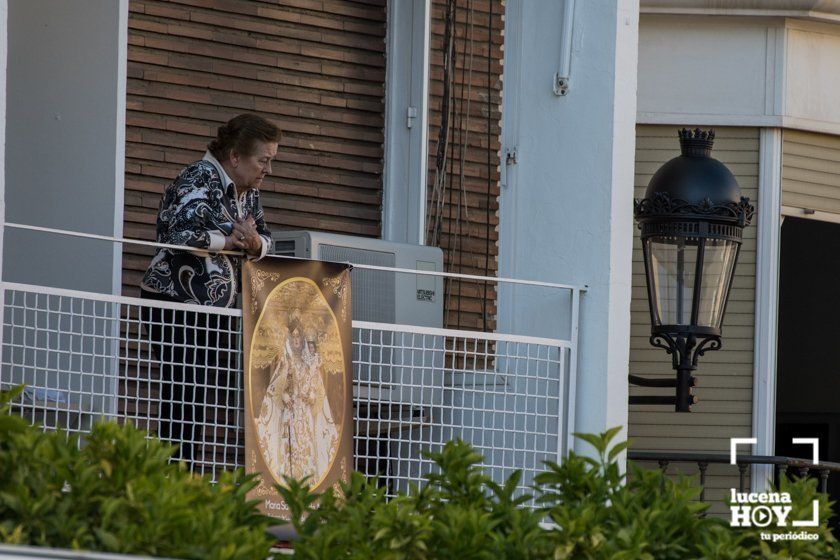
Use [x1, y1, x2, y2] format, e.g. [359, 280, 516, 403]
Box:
[647, 236, 698, 326]
[696, 238, 739, 328]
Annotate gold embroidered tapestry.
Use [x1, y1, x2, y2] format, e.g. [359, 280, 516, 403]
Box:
[242, 258, 352, 519]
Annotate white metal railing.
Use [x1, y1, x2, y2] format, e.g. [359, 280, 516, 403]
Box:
[0, 280, 579, 505]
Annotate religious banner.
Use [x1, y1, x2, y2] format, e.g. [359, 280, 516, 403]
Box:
[242, 258, 353, 519]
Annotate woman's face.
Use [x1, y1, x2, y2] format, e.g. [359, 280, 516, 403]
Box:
[290, 327, 303, 352]
[229, 140, 278, 190]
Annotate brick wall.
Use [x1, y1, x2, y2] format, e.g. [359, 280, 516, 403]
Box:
[426, 0, 503, 331]
[124, 0, 387, 296]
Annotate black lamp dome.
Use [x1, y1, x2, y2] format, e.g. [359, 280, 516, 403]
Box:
[636, 128, 753, 231]
[643, 129, 742, 211]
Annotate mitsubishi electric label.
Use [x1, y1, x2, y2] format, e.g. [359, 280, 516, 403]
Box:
[416, 260, 437, 302]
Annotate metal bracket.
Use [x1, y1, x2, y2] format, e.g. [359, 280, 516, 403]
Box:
[505, 147, 518, 166]
[553, 74, 570, 96]
[406, 106, 417, 129]
[501, 147, 517, 188]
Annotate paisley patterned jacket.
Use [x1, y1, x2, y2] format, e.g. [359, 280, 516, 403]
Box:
[140, 156, 272, 307]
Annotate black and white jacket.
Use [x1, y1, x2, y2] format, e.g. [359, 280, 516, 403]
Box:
[140, 152, 271, 307]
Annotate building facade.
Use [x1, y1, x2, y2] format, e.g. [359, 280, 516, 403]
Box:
[2, 0, 840, 506]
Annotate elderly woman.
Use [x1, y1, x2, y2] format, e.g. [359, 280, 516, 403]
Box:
[140, 113, 280, 469]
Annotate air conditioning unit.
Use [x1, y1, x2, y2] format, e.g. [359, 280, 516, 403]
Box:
[271, 231, 444, 328]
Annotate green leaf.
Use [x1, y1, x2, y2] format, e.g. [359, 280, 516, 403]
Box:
[602, 426, 623, 445]
[573, 432, 607, 454]
[607, 440, 631, 462]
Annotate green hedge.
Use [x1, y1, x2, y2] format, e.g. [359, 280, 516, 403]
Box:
[0, 387, 275, 559]
[281, 428, 840, 559]
[2, 385, 838, 559]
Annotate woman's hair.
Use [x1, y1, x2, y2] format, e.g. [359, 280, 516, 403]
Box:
[207, 113, 280, 161]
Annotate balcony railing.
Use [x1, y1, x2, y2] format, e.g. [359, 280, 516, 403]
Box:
[629, 450, 840, 500]
[0, 279, 581, 506]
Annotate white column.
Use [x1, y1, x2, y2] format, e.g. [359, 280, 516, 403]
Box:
[4, 0, 126, 418]
[5, 0, 127, 294]
[752, 128, 782, 491]
[112, 1, 128, 296]
[499, 0, 639, 449]
[0, 0, 7, 281]
[382, 0, 430, 245]
[0, 0, 7, 358]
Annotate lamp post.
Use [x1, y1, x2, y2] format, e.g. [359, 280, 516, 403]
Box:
[631, 129, 754, 412]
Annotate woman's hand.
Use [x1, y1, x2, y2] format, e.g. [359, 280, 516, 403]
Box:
[232, 216, 263, 256]
[223, 233, 247, 251]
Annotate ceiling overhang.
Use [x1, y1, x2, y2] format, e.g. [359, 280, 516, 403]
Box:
[641, 1, 840, 23]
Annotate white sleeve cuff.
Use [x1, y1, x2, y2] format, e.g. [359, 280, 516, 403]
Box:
[207, 231, 226, 252]
[249, 235, 271, 261]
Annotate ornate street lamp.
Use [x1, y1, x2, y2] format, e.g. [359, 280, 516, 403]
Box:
[631, 129, 754, 412]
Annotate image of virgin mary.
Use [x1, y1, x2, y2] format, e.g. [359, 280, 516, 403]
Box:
[255, 316, 339, 483]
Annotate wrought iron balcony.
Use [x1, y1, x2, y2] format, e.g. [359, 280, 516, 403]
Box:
[629, 450, 840, 500]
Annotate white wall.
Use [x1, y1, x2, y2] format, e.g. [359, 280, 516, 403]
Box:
[0, 0, 7, 402]
[0, 0, 6, 281]
[637, 15, 784, 126]
[5, 0, 126, 294]
[784, 21, 840, 133]
[499, 0, 638, 446]
[640, 18, 774, 117]
[638, 15, 840, 135]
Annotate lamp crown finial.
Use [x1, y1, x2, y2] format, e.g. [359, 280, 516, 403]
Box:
[678, 128, 715, 157]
